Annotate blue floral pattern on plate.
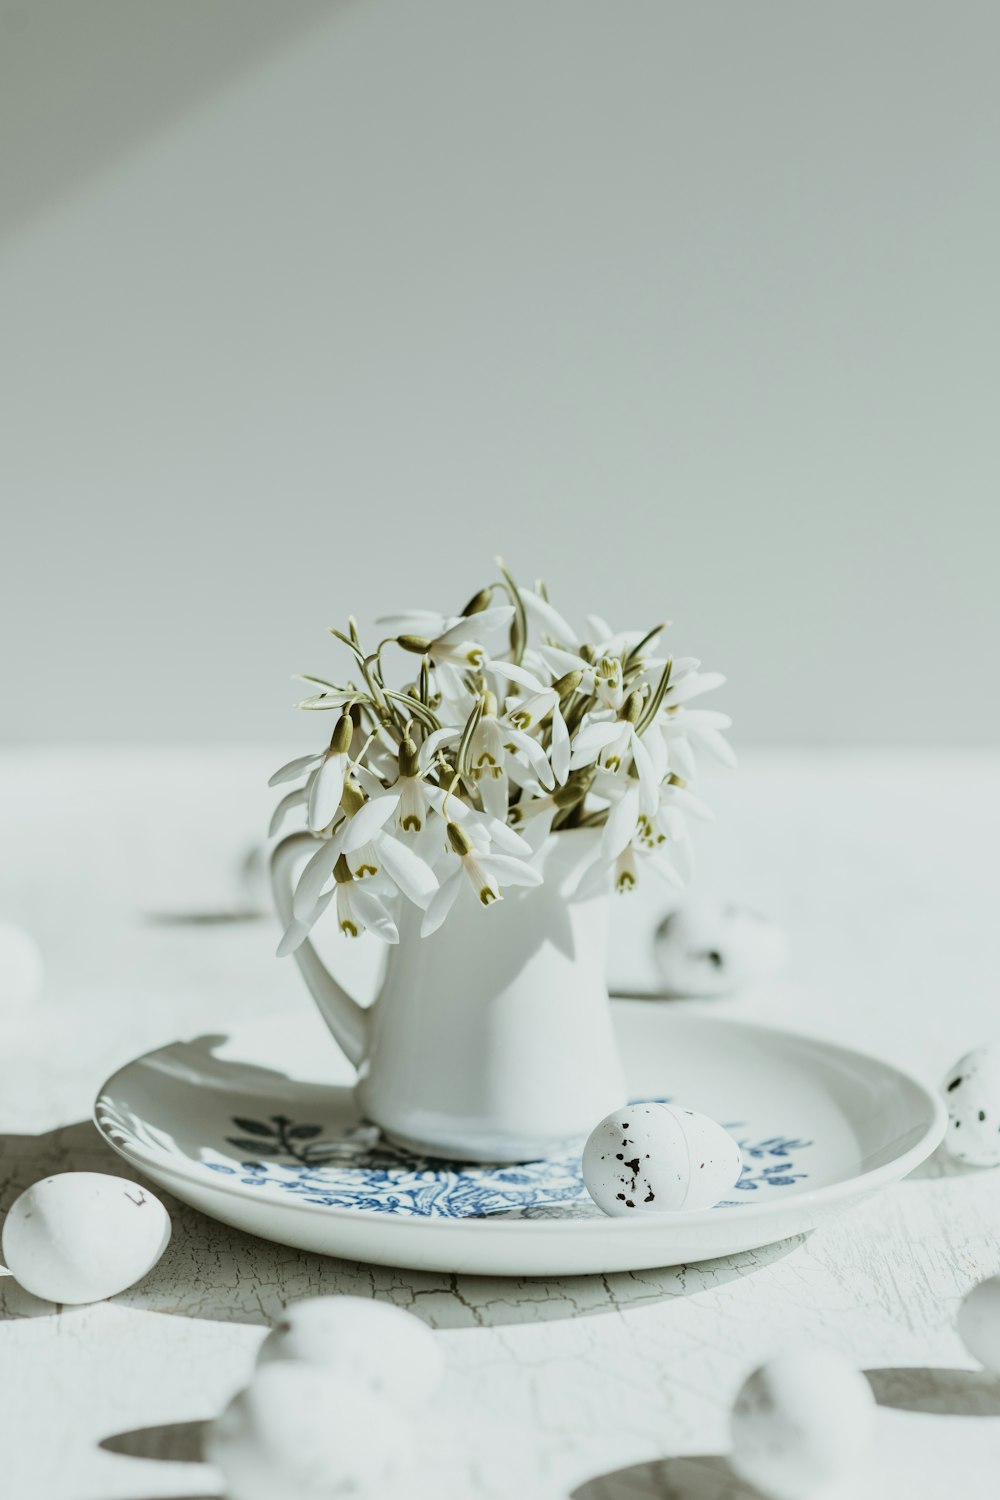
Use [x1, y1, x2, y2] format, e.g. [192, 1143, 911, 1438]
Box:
[202, 1107, 813, 1220]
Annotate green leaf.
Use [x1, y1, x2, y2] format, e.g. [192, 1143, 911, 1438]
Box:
[496, 556, 527, 665]
[231, 1117, 277, 1137]
[228, 1138, 281, 1155]
[637, 657, 673, 735]
[287, 1124, 324, 1140]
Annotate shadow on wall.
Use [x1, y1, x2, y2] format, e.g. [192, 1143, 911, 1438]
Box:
[0, 1119, 800, 1329]
[0, 0, 341, 242]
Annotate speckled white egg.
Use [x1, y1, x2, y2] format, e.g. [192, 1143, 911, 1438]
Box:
[730, 1347, 876, 1500]
[0, 921, 44, 1007]
[942, 1044, 1000, 1166]
[654, 902, 788, 997]
[582, 1103, 743, 1216]
[205, 1362, 411, 1500]
[957, 1275, 1000, 1374]
[1, 1172, 171, 1305]
[256, 1295, 444, 1411]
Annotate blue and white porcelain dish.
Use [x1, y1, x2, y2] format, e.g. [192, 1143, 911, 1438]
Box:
[94, 1003, 945, 1277]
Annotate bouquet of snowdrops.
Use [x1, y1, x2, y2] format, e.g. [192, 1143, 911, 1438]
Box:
[269, 561, 732, 953]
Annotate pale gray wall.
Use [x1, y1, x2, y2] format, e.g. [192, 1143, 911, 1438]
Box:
[2, 0, 997, 747]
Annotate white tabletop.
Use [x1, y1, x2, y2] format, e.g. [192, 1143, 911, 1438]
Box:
[1, 748, 999, 1499]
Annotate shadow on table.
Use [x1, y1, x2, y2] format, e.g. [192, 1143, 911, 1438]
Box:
[0, 1120, 802, 1330]
[572, 1455, 764, 1499]
[101, 1418, 208, 1462]
[865, 1365, 1000, 1416]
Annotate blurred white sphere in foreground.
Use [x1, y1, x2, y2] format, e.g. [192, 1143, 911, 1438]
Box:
[957, 1274, 1000, 1374]
[257, 1294, 444, 1411]
[729, 1347, 876, 1500]
[205, 1362, 411, 1500]
[654, 901, 787, 997]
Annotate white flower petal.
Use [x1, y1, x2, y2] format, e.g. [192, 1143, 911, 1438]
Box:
[420, 870, 462, 937]
[293, 828, 346, 919]
[277, 886, 335, 956]
[665, 735, 698, 783]
[540, 644, 592, 681]
[377, 609, 451, 635]
[482, 817, 532, 856]
[268, 752, 321, 788]
[505, 727, 555, 790]
[489, 660, 549, 694]
[630, 732, 661, 817]
[694, 727, 738, 768]
[574, 856, 612, 901]
[478, 854, 545, 888]
[602, 783, 640, 860]
[435, 605, 514, 647]
[550, 706, 571, 785]
[586, 614, 614, 642]
[417, 726, 459, 772]
[663, 785, 714, 821]
[350, 886, 399, 943]
[521, 589, 578, 646]
[569, 719, 622, 767]
[308, 753, 346, 831]
[341, 793, 401, 854]
[377, 833, 439, 908]
[663, 671, 726, 707]
[479, 767, 509, 822]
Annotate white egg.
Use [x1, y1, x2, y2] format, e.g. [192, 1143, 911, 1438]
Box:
[654, 901, 787, 997]
[256, 1295, 444, 1412]
[582, 1102, 743, 1217]
[205, 1361, 411, 1500]
[0, 921, 44, 1007]
[942, 1044, 1000, 1166]
[1, 1172, 170, 1305]
[730, 1347, 876, 1500]
[957, 1274, 1000, 1374]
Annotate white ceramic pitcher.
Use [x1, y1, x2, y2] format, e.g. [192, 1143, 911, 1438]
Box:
[270, 827, 627, 1162]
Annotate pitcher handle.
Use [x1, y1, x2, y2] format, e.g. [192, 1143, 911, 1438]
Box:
[270, 832, 370, 1067]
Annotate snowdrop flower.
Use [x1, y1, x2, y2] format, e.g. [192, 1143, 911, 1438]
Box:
[272, 561, 731, 943]
[569, 693, 663, 813]
[660, 706, 735, 780]
[420, 821, 543, 937]
[394, 607, 515, 669]
[520, 588, 579, 645]
[290, 782, 438, 924]
[490, 662, 576, 784]
[333, 859, 399, 942]
[290, 786, 400, 920]
[269, 713, 357, 833]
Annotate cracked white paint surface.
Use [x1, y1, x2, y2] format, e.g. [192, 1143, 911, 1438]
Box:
[1, 749, 999, 1498]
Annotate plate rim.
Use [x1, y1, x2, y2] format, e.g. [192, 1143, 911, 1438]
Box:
[93, 1009, 947, 1238]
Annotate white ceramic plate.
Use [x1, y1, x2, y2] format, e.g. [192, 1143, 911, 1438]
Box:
[94, 1004, 944, 1277]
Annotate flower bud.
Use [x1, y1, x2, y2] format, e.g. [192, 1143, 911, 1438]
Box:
[398, 634, 433, 654]
[446, 821, 473, 857]
[340, 779, 365, 816]
[622, 690, 644, 725]
[331, 714, 354, 754]
[461, 587, 492, 617]
[553, 669, 584, 699]
[482, 689, 498, 718]
[333, 854, 354, 884]
[399, 736, 420, 779]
